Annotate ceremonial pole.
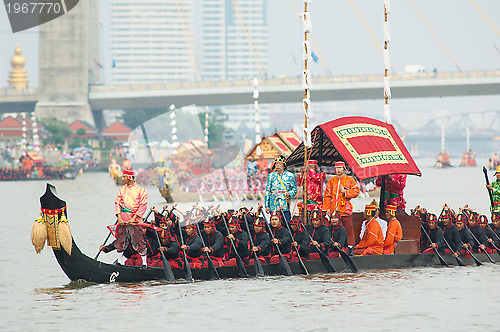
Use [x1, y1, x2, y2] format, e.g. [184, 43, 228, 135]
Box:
[253, 77, 261, 145]
[380, 0, 392, 214]
[302, 0, 313, 224]
[204, 107, 209, 146]
[21, 113, 27, 150]
[31, 113, 39, 150]
[170, 104, 178, 155]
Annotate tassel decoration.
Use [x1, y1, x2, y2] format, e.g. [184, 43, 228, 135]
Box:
[58, 213, 72, 256]
[31, 213, 47, 254]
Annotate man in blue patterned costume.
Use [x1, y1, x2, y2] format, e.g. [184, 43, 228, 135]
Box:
[265, 155, 297, 222]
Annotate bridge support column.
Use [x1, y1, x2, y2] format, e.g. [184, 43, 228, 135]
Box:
[34, 0, 98, 127]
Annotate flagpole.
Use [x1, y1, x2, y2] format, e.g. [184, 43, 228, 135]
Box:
[302, 0, 313, 224]
[380, 0, 392, 214]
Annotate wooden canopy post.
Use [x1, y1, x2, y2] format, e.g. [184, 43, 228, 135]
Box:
[379, 175, 387, 214]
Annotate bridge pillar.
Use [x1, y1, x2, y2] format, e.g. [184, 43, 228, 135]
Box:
[34, 1, 97, 127]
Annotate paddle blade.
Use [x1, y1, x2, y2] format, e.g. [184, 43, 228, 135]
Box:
[236, 257, 249, 278]
[319, 252, 336, 273]
[338, 248, 358, 273]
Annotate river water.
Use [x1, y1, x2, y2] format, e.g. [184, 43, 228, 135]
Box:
[2, 158, 499, 331]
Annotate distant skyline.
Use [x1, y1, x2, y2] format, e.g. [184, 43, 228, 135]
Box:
[0, 0, 499, 129]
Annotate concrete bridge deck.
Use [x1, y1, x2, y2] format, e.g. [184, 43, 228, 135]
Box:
[1, 69, 499, 113]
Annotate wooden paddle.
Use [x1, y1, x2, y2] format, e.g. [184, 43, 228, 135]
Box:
[420, 224, 449, 267]
[260, 210, 293, 276]
[280, 210, 309, 275]
[442, 237, 466, 267]
[460, 241, 483, 266]
[147, 207, 175, 281]
[485, 224, 500, 254]
[193, 212, 220, 280]
[175, 204, 199, 282]
[220, 213, 249, 278]
[95, 219, 117, 260]
[324, 214, 358, 273]
[468, 229, 496, 264]
[95, 204, 153, 260]
[302, 225, 336, 273]
[242, 210, 265, 277]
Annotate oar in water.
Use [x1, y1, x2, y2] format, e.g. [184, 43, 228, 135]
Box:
[95, 207, 152, 260]
[242, 210, 265, 277]
[468, 229, 496, 264]
[420, 224, 449, 267]
[485, 224, 500, 255]
[324, 214, 357, 273]
[173, 204, 200, 282]
[147, 207, 175, 282]
[442, 237, 466, 267]
[220, 213, 249, 278]
[260, 210, 293, 276]
[280, 210, 308, 275]
[193, 212, 220, 280]
[460, 240, 483, 266]
[302, 224, 336, 273]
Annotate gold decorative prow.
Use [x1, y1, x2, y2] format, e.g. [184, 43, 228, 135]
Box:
[31, 206, 72, 255]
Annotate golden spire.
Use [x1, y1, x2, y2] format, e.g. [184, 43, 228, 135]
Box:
[8, 45, 29, 88]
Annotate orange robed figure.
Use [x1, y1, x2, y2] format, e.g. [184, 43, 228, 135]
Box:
[353, 203, 384, 255]
[322, 162, 359, 216]
[383, 204, 403, 254]
[322, 161, 359, 244]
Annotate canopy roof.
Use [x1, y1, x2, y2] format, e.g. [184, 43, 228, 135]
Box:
[246, 130, 301, 161]
[286, 116, 421, 180]
[26, 151, 44, 163]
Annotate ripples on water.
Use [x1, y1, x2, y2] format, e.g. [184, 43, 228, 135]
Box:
[3, 159, 500, 331]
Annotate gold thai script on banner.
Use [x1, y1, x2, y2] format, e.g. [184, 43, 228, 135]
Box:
[333, 123, 408, 168]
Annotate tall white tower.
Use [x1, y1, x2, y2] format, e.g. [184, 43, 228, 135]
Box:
[201, 0, 268, 80]
[110, 0, 196, 83]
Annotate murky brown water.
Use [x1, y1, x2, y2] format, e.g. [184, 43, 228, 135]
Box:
[2, 158, 499, 331]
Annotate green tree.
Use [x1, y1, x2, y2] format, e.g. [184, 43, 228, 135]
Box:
[76, 128, 86, 136]
[121, 108, 165, 130]
[39, 118, 72, 147]
[198, 109, 227, 148]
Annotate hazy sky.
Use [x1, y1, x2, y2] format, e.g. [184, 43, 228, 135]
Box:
[1, 0, 499, 129]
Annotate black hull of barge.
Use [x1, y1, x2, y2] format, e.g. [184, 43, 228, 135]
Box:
[53, 238, 499, 283]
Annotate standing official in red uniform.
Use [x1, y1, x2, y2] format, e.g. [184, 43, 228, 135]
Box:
[114, 169, 148, 265]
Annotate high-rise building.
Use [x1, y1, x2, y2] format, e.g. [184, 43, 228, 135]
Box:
[201, 0, 268, 81]
[109, 0, 197, 83]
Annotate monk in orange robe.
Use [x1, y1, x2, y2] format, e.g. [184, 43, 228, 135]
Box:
[353, 203, 384, 255]
[383, 204, 403, 254]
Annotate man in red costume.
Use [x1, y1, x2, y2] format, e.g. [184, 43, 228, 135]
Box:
[353, 202, 384, 255]
[114, 169, 148, 265]
[297, 160, 326, 217]
[376, 174, 407, 214]
[322, 161, 359, 245]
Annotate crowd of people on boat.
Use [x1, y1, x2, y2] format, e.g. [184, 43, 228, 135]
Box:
[413, 204, 500, 256]
[104, 156, 500, 269]
[488, 153, 499, 171]
[0, 165, 69, 180]
[460, 149, 477, 167]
